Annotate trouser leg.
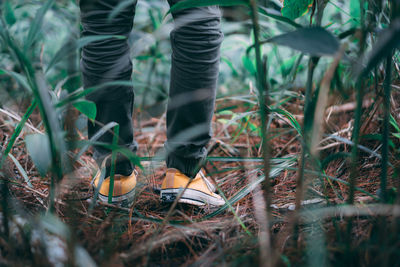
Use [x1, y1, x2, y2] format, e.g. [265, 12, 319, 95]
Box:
[165, 1, 223, 177]
[80, 0, 137, 175]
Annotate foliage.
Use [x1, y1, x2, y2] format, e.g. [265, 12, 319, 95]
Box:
[281, 0, 313, 20]
[0, 0, 399, 266]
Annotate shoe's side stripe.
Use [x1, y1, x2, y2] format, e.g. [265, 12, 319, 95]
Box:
[160, 188, 224, 206]
[98, 187, 136, 200]
[161, 187, 215, 197]
[166, 169, 176, 188]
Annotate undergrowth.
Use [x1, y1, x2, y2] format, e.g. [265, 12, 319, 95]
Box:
[0, 0, 400, 266]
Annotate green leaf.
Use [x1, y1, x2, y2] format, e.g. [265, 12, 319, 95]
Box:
[55, 80, 134, 107]
[390, 114, 400, 133]
[25, 133, 52, 177]
[258, 6, 302, 28]
[167, 0, 248, 15]
[74, 122, 118, 160]
[349, 0, 361, 25]
[108, 0, 138, 21]
[8, 154, 33, 188]
[242, 55, 256, 75]
[270, 107, 302, 136]
[221, 57, 239, 77]
[279, 55, 298, 77]
[25, 0, 56, 50]
[359, 18, 400, 76]
[4, 1, 16, 26]
[73, 100, 97, 121]
[267, 27, 340, 57]
[281, 0, 313, 20]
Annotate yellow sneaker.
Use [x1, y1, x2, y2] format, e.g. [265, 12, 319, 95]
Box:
[160, 168, 225, 206]
[92, 163, 137, 206]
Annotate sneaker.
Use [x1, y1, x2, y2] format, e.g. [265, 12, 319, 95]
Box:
[92, 159, 137, 206]
[160, 168, 225, 206]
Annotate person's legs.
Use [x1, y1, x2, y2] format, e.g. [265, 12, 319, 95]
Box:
[80, 0, 138, 175]
[165, 1, 223, 178]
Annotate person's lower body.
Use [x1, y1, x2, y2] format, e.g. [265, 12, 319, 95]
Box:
[80, 0, 223, 205]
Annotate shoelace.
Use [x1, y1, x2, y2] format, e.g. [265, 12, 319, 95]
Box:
[199, 170, 216, 193]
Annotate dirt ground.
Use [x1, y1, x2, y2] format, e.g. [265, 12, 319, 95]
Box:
[0, 90, 399, 266]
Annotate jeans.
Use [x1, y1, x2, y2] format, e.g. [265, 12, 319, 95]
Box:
[79, 0, 223, 177]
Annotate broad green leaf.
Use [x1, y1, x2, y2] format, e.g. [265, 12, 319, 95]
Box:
[167, 0, 248, 15]
[218, 110, 234, 116]
[349, 0, 360, 25]
[4, 1, 16, 26]
[46, 35, 126, 72]
[25, 0, 56, 50]
[258, 6, 302, 28]
[25, 133, 52, 177]
[267, 27, 340, 57]
[281, 0, 313, 20]
[73, 100, 97, 121]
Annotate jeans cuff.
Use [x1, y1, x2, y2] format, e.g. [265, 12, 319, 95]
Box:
[166, 152, 205, 178]
[93, 143, 137, 176]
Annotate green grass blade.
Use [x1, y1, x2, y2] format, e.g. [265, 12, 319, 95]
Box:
[46, 35, 126, 73]
[166, 0, 248, 16]
[0, 69, 31, 92]
[74, 122, 118, 160]
[108, 125, 119, 204]
[55, 81, 134, 107]
[0, 101, 37, 171]
[8, 154, 33, 188]
[24, 0, 56, 50]
[270, 107, 302, 136]
[108, 0, 138, 21]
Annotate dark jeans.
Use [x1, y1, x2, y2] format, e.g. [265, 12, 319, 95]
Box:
[80, 0, 223, 177]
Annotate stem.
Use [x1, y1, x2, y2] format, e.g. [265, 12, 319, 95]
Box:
[249, 0, 272, 265]
[1, 179, 9, 239]
[381, 55, 392, 203]
[295, 57, 318, 210]
[108, 125, 120, 204]
[249, 0, 271, 211]
[348, 0, 367, 205]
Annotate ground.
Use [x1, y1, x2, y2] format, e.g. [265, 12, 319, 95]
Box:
[0, 89, 399, 266]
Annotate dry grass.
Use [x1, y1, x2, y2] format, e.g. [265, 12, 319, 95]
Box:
[0, 88, 399, 266]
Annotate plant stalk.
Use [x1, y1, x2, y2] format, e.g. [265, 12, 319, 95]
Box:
[381, 55, 392, 203]
[249, 0, 272, 265]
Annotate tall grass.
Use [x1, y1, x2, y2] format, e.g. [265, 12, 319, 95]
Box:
[0, 0, 400, 266]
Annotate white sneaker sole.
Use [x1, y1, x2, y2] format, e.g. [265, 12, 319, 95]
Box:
[160, 188, 225, 207]
[97, 188, 135, 207]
